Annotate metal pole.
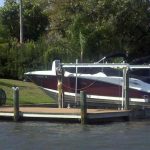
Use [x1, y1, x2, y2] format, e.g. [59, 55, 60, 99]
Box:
[20, 0, 23, 44]
[61, 65, 64, 108]
[75, 59, 78, 106]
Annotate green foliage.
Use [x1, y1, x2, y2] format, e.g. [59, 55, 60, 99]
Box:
[64, 0, 150, 61]
[23, 0, 49, 40]
[1, 0, 49, 41]
[1, 1, 19, 39]
[0, 0, 150, 80]
[114, 0, 150, 60]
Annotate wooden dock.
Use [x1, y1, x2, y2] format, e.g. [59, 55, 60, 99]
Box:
[0, 88, 149, 124]
[0, 106, 130, 123]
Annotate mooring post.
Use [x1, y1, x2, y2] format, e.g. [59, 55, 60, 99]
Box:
[124, 66, 130, 110]
[12, 87, 20, 121]
[80, 91, 87, 124]
[57, 78, 62, 108]
[56, 64, 64, 108]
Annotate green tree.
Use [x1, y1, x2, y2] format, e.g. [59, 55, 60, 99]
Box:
[1, 0, 49, 41]
[114, 0, 150, 60]
[0, 0, 49, 79]
[1, 1, 19, 39]
[23, 0, 49, 40]
[58, 0, 150, 61]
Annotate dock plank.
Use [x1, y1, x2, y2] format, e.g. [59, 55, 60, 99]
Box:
[0, 107, 129, 114]
[0, 106, 131, 123]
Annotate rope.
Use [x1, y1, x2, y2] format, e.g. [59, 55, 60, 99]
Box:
[26, 73, 97, 91]
[62, 80, 97, 91]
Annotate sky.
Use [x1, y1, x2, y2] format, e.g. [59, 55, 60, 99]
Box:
[0, 0, 4, 7]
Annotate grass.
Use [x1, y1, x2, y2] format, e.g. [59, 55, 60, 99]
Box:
[0, 79, 55, 105]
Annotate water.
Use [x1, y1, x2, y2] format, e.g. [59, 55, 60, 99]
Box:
[0, 120, 150, 150]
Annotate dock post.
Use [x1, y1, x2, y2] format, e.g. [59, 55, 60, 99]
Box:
[12, 87, 20, 121]
[57, 79, 62, 108]
[124, 67, 130, 110]
[80, 91, 87, 124]
[56, 64, 64, 108]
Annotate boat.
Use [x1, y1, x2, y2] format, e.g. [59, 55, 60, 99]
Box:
[24, 59, 150, 107]
[129, 55, 150, 84]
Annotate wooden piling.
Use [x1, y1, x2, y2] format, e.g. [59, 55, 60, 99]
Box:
[124, 67, 130, 110]
[56, 64, 64, 108]
[80, 91, 87, 124]
[12, 87, 20, 121]
[61, 68, 64, 108]
[57, 80, 63, 108]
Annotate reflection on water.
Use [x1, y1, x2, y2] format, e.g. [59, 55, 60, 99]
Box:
[0, 120, 150, 150]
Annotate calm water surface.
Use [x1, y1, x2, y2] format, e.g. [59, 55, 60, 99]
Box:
[0, 120, 150, 150]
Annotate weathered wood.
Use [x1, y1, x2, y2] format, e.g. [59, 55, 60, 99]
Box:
[124, 67, 130, 110]
[1, 106, 143, 122]
[12, 87, 20, 121]
[80, 91, 87, 124]
[57, 80, 62, 108]
[56, 64, 64, 108]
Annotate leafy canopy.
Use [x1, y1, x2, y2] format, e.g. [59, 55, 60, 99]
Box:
[1, 0, 49, 41]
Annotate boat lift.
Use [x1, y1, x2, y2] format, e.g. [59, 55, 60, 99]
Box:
[60, 62, 150, 110]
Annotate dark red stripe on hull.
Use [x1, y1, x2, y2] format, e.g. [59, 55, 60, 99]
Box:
[27, 75, 150, 99]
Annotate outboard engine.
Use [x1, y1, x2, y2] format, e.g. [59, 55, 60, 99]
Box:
[52, 60, 61, 74]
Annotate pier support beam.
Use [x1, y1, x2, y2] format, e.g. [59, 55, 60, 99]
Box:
[57, 79, 63, 108]
[12, 87, 20, 121]
[123, 67, 130, 110]
[80, 91, 87, 124]
[56, 64, 64, 108]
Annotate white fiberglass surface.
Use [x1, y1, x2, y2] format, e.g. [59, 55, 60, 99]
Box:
[42, 87, 147, 103]
[25, 70, 55, 75]
[65, 71, 150, 93]
[25, 70, 150, 93]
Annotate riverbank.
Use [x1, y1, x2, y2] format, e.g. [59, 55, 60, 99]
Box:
[0, 79, 54, 105]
